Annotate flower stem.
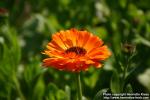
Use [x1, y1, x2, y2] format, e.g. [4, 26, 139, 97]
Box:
[76, 73, 82, 100]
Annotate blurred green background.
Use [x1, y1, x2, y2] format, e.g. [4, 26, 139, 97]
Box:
[0, 0, 150, 100]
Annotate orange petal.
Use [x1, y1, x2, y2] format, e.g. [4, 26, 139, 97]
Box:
[48, 42, 65, 52]
[84, 35, 103, 53]
[43, 58, 67, 68]
[78, 31, 91, 48]
[52, 33, 68, 50]
[69, 29, 78, 46]
[87, 45, 110, 56]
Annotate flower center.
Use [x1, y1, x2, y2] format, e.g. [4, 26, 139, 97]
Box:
[65, 47, 86, 55]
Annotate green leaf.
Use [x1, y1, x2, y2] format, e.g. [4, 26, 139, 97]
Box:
[46, 83, 58, 100]
[119, 0, 127, 8]
[93, 88, 109, 100]
[125, 65, 140, 87]
[32, 76, 45, 100]
[56, 90, 68, 100]
[124, 84, 133, 93]
[47, 83, 58, 93]
[110, 70, 121, 93]
[84, 71, 99, 89]
[135, 34, 150, 47]
[46, 83, 68, 100]
[65, 85, 71, 100]
[23, 58, 42, 86]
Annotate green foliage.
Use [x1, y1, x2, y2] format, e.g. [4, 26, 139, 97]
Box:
[0, 24, 21, 99]
[0, 0, 150, 99]
[45, 83, 68, 100]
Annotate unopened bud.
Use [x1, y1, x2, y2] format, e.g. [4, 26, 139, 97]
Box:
[122, 43, 136, 54]
[0, 8, 8, 16]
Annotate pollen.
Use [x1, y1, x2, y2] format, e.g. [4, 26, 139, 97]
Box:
[65, 47, 87, 55]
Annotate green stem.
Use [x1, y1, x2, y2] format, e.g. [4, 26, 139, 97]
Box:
[122, 64, 128, 81]
[76, 73, 82, 100]
[122, 56, 130, 92]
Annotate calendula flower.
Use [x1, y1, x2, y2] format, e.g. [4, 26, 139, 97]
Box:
[42, 28, 111, 72]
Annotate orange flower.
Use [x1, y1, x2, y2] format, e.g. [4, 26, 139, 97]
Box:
[42, 28, 111, 72]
